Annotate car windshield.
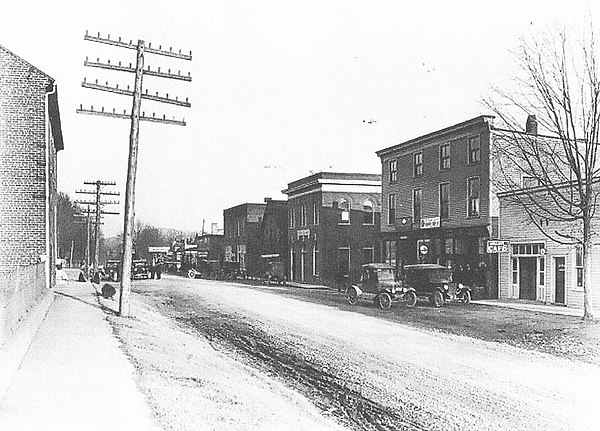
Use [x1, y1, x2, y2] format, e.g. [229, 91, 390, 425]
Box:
[377, 269, 395, 282]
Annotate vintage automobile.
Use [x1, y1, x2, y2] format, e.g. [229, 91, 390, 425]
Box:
[105, 259, 121, 282]
[403, 264, 471, 307]
[347, 263, 417, 310]
[132, 259, 150, 280]
[264, 259, 286, 285]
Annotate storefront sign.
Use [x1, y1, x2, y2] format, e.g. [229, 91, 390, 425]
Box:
[487, 240, 510, 253]
[297, 229, 310, 239]
[148, 246, 170, 253]
[420, 216, 440, 229]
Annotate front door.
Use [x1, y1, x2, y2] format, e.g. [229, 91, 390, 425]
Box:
[554, 257, 566, 304]
[519, 257, 537, 300]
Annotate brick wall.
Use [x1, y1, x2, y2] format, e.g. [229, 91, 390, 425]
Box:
[0, 46, 53, 273]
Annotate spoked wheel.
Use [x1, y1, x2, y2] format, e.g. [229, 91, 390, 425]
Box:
[377, 292, 392, 310]
[404, 290, 417, 308]
[347, 288, 359, 305]
[187, 269, 196, 279]
[431, 290, 444, 308]
[459, 290, 471, 304]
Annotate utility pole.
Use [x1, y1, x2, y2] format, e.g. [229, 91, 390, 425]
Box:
[75, 181, 119, 275]
[78, 31, 191, 317]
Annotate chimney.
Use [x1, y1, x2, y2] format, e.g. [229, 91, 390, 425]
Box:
[264, 197, 272, 203]
[526, 114, 538, 134]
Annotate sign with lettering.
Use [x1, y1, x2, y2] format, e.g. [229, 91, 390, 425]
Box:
[297, 229, 310, 239]
[487, 240, 510, 253]
[420, 216, 441, 229]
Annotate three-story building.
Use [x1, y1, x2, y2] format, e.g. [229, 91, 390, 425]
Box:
[376, 116, 498, 297]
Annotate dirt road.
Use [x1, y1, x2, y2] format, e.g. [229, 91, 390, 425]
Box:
[114, 276, 600, 430]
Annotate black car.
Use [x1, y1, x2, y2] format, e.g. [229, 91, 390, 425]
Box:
[403, 264, 471, 307]
[132, 259, 150, 279]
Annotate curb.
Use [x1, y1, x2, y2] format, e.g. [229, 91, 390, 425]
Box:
[0, 289, 55, 403]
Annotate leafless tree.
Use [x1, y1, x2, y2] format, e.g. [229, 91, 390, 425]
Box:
[486, 25, 600, 320]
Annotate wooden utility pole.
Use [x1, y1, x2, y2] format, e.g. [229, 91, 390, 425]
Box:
[78, 31, 191, 317]
[75, 181, 119, 275]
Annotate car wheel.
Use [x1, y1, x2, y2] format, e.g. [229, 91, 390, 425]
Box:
[187, 269, 196, 279]
[431, 291, 444, 308]
[378, 292, 392, 310]
[404, 290, 417, 308]
[459, 290, 471, 304]
[347, 289, 358, 305]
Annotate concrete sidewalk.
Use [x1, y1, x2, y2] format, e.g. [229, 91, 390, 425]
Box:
[0, 281, 160, 431]
[472, 299, 584, 317]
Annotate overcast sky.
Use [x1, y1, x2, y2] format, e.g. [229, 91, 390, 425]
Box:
[1, 1, 597, 238]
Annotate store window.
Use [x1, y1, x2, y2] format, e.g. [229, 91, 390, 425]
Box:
[539, 256, 545, 285]
[362, 246, 375, 264]
[313, 202, 320, 225]
[439, 182, 449, 220]
[512, 257, 518, 284]
[313, 243, 319, 276]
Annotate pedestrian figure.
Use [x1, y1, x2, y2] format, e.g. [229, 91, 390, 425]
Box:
[149, 258, 156, 279]
[156, 259, 162, 280]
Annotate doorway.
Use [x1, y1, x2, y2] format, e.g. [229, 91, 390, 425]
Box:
[518, 257, 537, 300]
[554, 257, 566, 304]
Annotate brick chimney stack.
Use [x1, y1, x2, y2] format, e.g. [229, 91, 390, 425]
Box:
[526, 114, 538, 134]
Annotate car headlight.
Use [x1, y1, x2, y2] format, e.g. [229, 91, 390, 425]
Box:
[391, 287, 396, 294]
[458, 283, 464, 289]
[443, 284, 449, 291]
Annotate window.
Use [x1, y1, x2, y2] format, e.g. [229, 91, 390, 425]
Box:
[300, 204, 307, 227]
[413, 152, 423, 177]
[389, 159, 397, 182]
[576, 245, 583, 287]
[413, 188, 422, 222]
[363, 200, 374, 225]
[522, 176, 540, 189]
[339, 199, 350, 224]
[313, 243, 319, 276]
[444, 238, 454, 254]
[313, 202, 319, 225]
[288, 208, 296, 228]
[468, 135, 481, 164]
[388, 194, 396, 225]
[385, 240, 396, 266]
[362, 246, 375, 264]
[439, 182, 450, 220]
[539, 256, 545, 285]
[439, 143, 450, 170]
[467, 177, 480, 217]
[338, 247, 350, 277]
[512, 257, 518, 284]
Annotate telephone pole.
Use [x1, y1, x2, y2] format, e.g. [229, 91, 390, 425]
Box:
[77, 31, 191, 317]
[75, 181, 119, 275]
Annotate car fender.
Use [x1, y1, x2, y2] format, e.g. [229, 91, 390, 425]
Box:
[349, 285, 363, 296]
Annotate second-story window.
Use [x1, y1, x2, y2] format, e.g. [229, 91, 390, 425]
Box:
[339, 199, 350, 224]
[413, 152, 423, 177]
[468, 135, 481, 164]
[363, 200, 374, 225]
[413, 188, 422, 222]
[288, 208, 295, 228]
[440, 143, 450, 170]
[388, 194, 396, 225]
[300, 204, 307, 226]
[467, 177, 480, 217]
[389, 159, 397, 182]
[312, 202, 319, 225]
[439, 182, 450, 220]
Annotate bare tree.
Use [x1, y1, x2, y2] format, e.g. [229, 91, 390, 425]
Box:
[487, 25, 600, 320]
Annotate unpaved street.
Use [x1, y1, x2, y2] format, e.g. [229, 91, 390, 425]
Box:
[111, 276, 600, 430]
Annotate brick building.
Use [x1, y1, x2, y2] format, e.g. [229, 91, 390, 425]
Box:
[223, 202, 267, 277]
[376, 116, 498, 297]
[0, 44, 64, 343]
[282, 172, 381, 287]
[257, 198, 288, 277]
